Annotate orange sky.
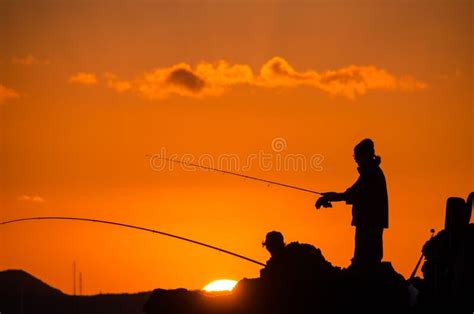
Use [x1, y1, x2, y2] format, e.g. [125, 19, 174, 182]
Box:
[1, 0, 472, 295]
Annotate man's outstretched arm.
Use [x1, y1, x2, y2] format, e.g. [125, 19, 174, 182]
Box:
[315, 192, 346, 209]
[315, 175, 362, 209]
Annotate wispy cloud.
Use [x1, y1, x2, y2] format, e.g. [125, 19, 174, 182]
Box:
[105, 61, 252, 99]
[256, 57, 427, 98]
[69, 72, 98, 85]
[12, 54, 50, 66]
[0, 83, 20, 104]
[18, 195, 45, 203]
[104, 73, 132, 92]
[103, 56, 427, 99]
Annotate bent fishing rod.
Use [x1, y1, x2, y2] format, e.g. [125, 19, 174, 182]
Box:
[0, 216, 265, 267]
[152, 156, 322, 195]
[409, 228, 435, 281]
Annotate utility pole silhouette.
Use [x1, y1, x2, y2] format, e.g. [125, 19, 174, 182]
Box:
[73, 261, 76, 296]
[79, 272, 82, 295]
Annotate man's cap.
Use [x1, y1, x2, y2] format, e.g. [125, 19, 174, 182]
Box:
[354, 138, 375, 155]
[262, 231, 284, 247]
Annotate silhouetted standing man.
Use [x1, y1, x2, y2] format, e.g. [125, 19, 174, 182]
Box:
[315, 139, 388, 268]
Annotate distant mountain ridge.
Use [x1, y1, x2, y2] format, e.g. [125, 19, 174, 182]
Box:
[0, 269, 64, 297]
[0, 269, 151, 314]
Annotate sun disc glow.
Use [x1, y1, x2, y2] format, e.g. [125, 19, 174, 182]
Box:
[203, 279, 238, 292]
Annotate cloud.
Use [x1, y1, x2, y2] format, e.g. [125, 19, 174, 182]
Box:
[194, 61, 253, 90]
[18, 195, 45, 203]
[69, 72, 98, 85]
[105, 61, 253, 99]
[0, 84, 20, 104]
[258, 57, 427, 99]
[257, 56, 319, 87]
[12, 54, 50, 66]
[105, 73, 132, 92]
[167, 67, 206, 92]
[105, 57, 427, 99]
[135, 63, 209, 98]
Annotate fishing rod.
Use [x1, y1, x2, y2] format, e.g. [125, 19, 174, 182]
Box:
[409, 228, 435, 281]
[0, 216, 265, 267]
[152, 156, 322, 195]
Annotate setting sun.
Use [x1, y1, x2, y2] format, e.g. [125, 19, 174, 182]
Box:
[203, 279, 238, 292]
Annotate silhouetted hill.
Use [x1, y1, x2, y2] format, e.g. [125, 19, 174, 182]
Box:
[0, 269, 63, 297]
[0, 270, 151, 314]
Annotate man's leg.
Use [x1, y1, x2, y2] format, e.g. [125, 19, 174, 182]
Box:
[352, 227, 383, 268]
[352, 227, 367, 267]
[373, 227, 383, 263]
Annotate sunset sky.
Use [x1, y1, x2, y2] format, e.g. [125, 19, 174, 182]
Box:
[1, 0, 472, 295]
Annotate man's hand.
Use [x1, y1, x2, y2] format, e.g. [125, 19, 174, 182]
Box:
[315, 196, 333, 209]
[315, 192, 344, 209]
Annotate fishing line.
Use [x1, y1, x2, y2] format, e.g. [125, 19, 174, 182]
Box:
[152, 156, 322, 195]
[1, 216, 266, 267]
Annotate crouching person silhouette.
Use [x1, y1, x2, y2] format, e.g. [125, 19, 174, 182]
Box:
[315, 138, 388, 269]
[260, 231, 286, 281]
